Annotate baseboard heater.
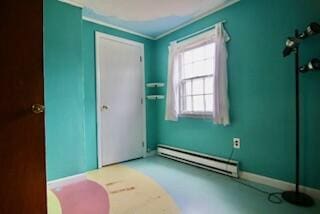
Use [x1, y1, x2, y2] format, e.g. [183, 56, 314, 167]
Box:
[157, 144, 239, 178]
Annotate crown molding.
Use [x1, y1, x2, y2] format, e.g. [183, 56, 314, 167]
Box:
[155, 0, 240, 39]
[58, 0, 84, 8]
[82, 16, 156, 40]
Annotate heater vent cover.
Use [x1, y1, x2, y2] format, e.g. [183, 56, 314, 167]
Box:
[157, 144, 239, 178]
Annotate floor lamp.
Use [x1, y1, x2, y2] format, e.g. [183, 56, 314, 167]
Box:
[281, 22, 320, 207]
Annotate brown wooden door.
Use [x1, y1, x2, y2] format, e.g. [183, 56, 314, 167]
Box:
[0, 1, 47, 214]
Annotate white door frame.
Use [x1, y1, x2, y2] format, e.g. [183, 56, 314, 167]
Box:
[95, 31, 147, 168]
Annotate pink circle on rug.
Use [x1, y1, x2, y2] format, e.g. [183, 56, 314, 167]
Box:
[53, 180, 109, 214]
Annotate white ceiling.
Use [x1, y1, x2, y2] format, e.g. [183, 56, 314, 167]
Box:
[62, 0, 240, 39]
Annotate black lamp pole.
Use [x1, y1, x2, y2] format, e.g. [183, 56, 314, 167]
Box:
[281, 30, 314, 207]
[295, 29, 301, 194]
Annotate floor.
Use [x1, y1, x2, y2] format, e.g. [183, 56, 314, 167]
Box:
[48, 156, 320, 214]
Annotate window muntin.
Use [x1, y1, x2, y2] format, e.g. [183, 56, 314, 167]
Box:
[179, 42, 215, 115]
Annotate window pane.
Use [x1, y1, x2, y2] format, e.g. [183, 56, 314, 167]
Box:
[179, 42, 216, 115]
[205, 95, 213, 112]
[205, 43, 215, 58]
[181, 42, 215, 80]
[185, 96, 192, 112]
[183, 64, 193, 79]
[203, 59, 213, 75]
[193, 95, 205, 111]
[193, 61, 204, 76]
[184, 50, 193, 64]
[185, 80, 192, 95]
[193, 46, 204, 61]
[205, 76, 213, 94]
[192, 78, 203, 95]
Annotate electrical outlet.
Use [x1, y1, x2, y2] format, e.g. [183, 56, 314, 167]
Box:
[233, 138, 240, 149]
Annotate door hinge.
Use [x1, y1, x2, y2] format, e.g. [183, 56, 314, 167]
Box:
[141, 98, 144, 104]
[140, 56, 142, 62]
[142, 141, 145, 147]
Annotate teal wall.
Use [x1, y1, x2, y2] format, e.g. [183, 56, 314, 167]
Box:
[44, 0, 156, 180]
[44, 0, 86, 180]
[45, 0, 320, 189]
[82, 20, 157, 170]
[154, 0, 320, 189]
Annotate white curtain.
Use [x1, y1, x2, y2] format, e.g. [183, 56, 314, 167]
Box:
[165, 22, 230, 125]
[212, 22, 230, 126]
[165, 42, 180, 121]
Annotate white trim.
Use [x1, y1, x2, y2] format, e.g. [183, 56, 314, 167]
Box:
[155, 0, 240, 40]
[83, 16, 155, 40]
[141, 49, 147, 160]
[95, 32, 147, 168]
[240, 171, 320, 200]
[58, 0, 84, 8]
[47, 173, 86, 189]
[96, 32, 102, 168]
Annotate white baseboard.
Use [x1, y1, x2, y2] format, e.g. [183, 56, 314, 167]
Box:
[144, 150, 157, 158]
[47, 173, 86, 189]
[240, 171, 320, 200]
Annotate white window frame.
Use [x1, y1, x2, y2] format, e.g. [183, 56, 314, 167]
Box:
[178, 42, 215, 118]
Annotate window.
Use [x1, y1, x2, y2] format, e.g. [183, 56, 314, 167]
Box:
[179, 42, 215, 116]
[166, 23, 229, 124]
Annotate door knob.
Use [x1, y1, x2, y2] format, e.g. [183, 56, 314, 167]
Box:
[32, 104, 45, 114]
[102, 105, 109, 111]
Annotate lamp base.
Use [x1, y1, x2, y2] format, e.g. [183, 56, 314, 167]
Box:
[282, 191, 314, 207]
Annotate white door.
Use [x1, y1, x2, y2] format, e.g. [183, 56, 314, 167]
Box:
[96, 32, 145, 167]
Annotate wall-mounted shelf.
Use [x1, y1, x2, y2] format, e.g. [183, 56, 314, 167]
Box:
[146, 95, 165, 100]
[146, 82, 165, 88]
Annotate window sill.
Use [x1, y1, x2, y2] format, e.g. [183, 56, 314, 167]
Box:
[179, 112, 212, 119]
